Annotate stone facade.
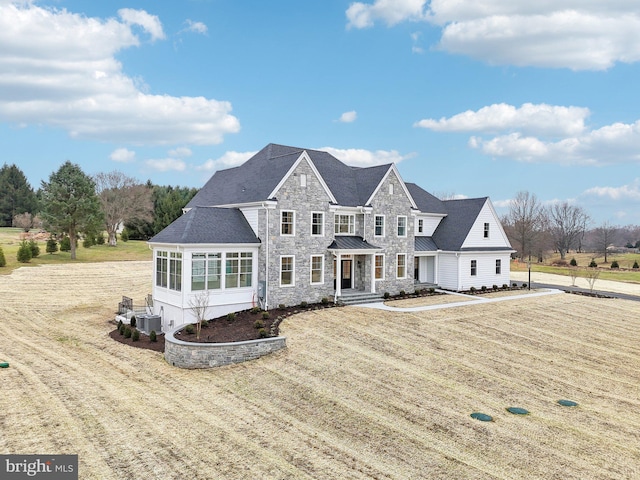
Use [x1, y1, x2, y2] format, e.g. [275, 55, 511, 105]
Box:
[164, 329, 287, 369]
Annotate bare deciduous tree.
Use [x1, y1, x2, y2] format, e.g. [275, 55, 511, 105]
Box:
[188, 290, 211, 341]
[505, 191, 547, 260]
[591, 221, 617, 263]
[94, 171, 153, 246]
[584, 267, 600, 293]
[547, 202, 590, 260]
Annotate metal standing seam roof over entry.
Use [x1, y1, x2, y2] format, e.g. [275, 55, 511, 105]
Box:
[327, 236, 382, 251]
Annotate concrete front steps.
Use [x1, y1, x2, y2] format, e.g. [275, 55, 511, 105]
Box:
[338, 291, 384, 306]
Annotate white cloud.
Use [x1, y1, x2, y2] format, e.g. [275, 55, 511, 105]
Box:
[347, 1, 640, 70]
[183, 19, 208, 35]
[196, 150, 258, 172]
[584, 179, 640, 201]
[110, 147, 136, 163]
[337, 110, 357, 123]
[168, 147, 193, 158]
[0, 2, 239, 145]
[320, 147, 415, 166]
[416, 103, 589, 137]
[145, 158, 186, 172]
[117, 8, 165, 41]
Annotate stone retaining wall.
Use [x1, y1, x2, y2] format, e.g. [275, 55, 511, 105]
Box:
[164, 329, 286, 369]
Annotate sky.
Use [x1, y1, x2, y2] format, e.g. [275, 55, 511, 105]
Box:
[2, 0, 640, 226]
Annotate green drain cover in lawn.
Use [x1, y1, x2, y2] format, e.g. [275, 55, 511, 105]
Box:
[558, 399, 578, 407]
[470, 412, 493, 422]
[0, 362, 9, 368]
[506, 407, 529, 415]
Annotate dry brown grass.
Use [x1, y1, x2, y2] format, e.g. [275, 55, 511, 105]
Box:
[1, 262, 640, 479]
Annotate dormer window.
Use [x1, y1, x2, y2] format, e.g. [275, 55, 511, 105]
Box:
[484, 222, 490, 238]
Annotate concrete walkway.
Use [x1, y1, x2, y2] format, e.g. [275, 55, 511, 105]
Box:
[354, 288, 564, 312]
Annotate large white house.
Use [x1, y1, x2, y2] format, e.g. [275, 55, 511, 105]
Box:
[148, 144, 514, 330]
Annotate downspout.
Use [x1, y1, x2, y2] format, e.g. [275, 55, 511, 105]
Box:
[263, 203, 269, 310]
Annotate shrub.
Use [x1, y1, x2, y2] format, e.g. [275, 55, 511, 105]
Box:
[226, 312, 236, 322]
[150, 330, 157, 342]
[258, 328, 268, 338]
[250, 306, 261, 314]
[278, 304, 286, 310]
[60, 236, 71, 252]
[261, 311, 270, 320]
[28, 239, 40, 258]
[383, 292, 390, 299]
[124, 326, 132, 338]
[46, 238, 58, 254]
[512, 282, 518, 288]
[185, 324, 195, 334]
[17, 241, 32, 263]
[481, 285, 487, 292]
[119, 323, 125, 335]
[633, 261, 639, 269]
[399, 290, 406, 297]
[300, 301, 308, 308]
[95, 233, 105, 245]
[502, 284, 509, 289]
[321, 297, 329, 305]
[611, 260, 619, 269]
[429, 288, 435, 294]
[570, 258, 578, 266]
[254, 319, 265, 329]
[0, 246, 5, 267]
[553, 259, 568, 267]
[589, 259, 598, 268]
[82, 236, 94, 248]
[117, 319, 123, 330]
[120, 229, 129, 242]
[522, 283, 528, 289]
[132, 329, 140, 342]
[469, 286, 476, 293]
[130, 316, 136, 328]
[200, 319, 208, 328]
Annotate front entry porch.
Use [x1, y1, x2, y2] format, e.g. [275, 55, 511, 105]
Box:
[328, 236, 382, 303]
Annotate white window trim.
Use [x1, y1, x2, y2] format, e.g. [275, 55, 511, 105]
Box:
[396, 253, 407, 279]
[334, 213, 355, 235]
[374, 253, 385, 281]
[397, 215, 407, 237]
[484, 222, 490, 239]
[496, 259, 501, 275]
[418, 218, 424, 234]
[280, 255, 295, 287]
[310, 254, 324, 285]
[374, 214, 385, 237]
[471, 259, 477, 276]
[311, 211, 324, 237]
[281, 210, 295, 236]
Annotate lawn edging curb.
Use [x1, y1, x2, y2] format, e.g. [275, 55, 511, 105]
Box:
[164, 327, 286, 369]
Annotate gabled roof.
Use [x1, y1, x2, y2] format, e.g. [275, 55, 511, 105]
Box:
[185, 143, 407, 208]
[431, 197, 488, 251]
[149, 207, 260, 245]
[405, 183, 447, 215]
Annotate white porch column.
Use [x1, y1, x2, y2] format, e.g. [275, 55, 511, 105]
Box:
[434, 254, 439, 285]
[370, 254, 376, 294]
[335, 252, 342, 298]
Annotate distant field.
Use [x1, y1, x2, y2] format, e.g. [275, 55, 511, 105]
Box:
[0, 227, 151, 275]
[1, 262, 639, 479]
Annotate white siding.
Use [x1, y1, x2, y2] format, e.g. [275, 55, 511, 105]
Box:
[436, 254, 459, 290]
[457, 253, 511, 290]
[240, 207, 259, 236]
[461, 200, 511, 249]
[415, 215, 443, 236]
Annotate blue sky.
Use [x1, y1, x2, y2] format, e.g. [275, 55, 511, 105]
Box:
[2, 1, 640, 225]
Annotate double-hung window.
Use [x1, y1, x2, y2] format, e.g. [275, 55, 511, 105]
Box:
[311, 212, 324, 236]
[281, 211, 295, 236]
[375, 254, 385, 280]
[484, 223, 490, 238]
[280, 256, 295, 286]
[374, 215, 385, 237]
[496, 259, 501, 275]
[471, 260, 477, 276]
[334, 214, 355, 235]
[156, 251, 168, 288]
[397, 254, 407, 279]
[169, 252, 182, 291]
[397, 216, 407, 237]
[310, 255, 324, 284]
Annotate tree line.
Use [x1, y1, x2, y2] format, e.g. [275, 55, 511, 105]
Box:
[0, 162, 197, 259]
[502, 191, 640, 263]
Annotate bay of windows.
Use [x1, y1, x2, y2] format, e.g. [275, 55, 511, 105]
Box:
[189, 252, 252, 291]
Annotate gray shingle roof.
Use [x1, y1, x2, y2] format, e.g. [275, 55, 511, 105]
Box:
[186, 143, 396, 208]
[149, 207, 260, 245]
[431, 197, 488, 251]
[405, 183, 447, 215]
[327, 236, 381, 250]
[415, 236, 438, 252]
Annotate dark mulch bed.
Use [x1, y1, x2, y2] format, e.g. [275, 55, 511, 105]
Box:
[109, 302, 338, 352]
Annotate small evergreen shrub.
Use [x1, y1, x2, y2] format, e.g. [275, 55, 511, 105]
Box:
[124, 326, 132, 338]
[300, 301, 308, 308]
[383, 292, 390, 299]
[132, 329, 140, 342]
[570, 258, 578, 266]
[250, 306, 261, 314]
[130, 316, 136, 328]
[258, 328, 268, 338]
[493, 285, 498, 290]
[117, 319, 123, 330]
[119, 324, 125, 335]
[200, 319, 208, 328]
[17, 240, 32, 263]
[82, 236, 94, 248]
[481, 285, 487, 291]
[185, 324, 195, 334]
[96, 233, 105, 245]
[28, 239, 40, 258]
[589, 259, 598, 268]
[60, 237, 71, 252]
[226, 312, 236, 322]
[321, 297, 329, 305]
[429, 288, 435, 294]
[150, 330, 157, 342]
[611, 260, 619, 269]
[512, 282, 518, 288]
[120, 230, 129, 242]
[502, 284, 509, 289]
[399, 290, 406, 297]
[522, 283, 528, 289]
[633, 261, 639, 269]
[278, 304, 286, 310]
[470, 286, 477, 293]
[0, 246, 6, 267]
[254, 319, 265, 329]
[261, 311, 270, 320]
[46, 238, 58, 254]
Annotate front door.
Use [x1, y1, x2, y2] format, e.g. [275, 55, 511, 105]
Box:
[341, 259, 352, 289]
[414, 257, 420, 281]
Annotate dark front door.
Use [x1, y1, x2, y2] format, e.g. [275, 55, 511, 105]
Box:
[341, 259, 352, 289]
[414, 257, 420, 281]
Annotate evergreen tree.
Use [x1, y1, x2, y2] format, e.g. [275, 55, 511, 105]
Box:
[0, 246, 6, 267]
[39, 162, 103, 260]
[46, 237, 58, 254]
[17, 240, 32, 263]
[28, 239, 40, 258]
[0, 164, 38, 227]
